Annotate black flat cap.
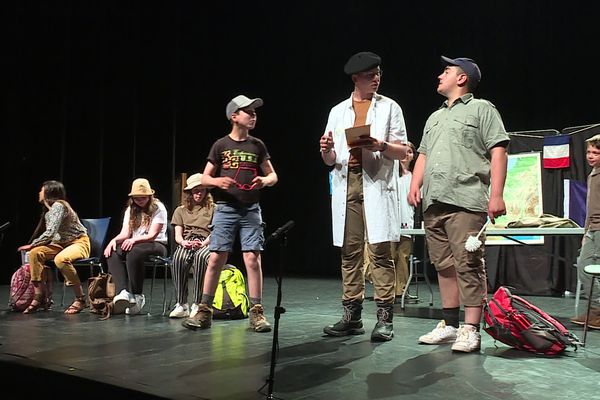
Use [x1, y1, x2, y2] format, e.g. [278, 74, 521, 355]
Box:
[344, 51, 381, 75]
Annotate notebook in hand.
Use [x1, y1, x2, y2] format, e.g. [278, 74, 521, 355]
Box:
[345, 124, 371, 148]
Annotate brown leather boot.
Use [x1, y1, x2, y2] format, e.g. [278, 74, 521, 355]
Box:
[570, 306, 600, 325]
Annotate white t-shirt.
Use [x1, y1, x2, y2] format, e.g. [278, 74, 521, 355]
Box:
[122, 201, 168, 244]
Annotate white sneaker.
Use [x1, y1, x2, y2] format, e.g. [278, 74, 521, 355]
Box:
[451, 325, 481, 352]
[126, 294, 146, 315]
[169, 303, 190, 318]
[112, 289, 136, 314]
[418, 320, 458, 344]
[189, 303, 200, 319]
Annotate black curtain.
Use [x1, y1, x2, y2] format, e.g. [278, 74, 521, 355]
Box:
[487, 124, 600, 296]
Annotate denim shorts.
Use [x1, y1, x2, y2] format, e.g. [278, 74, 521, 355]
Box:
[209, 202, 265, 252]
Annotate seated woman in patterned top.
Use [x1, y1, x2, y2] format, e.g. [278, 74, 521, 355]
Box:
[17, 180, 91, 314]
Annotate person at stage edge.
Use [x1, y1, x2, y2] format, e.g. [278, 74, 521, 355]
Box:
[104, 178, 168, 315]
[571, 134, 600, 328]
[319, 51, 408, 342]
[182, 94, 278, 332]
[408, 56, 509, 352]
[18, 180, 91, 314]
[168, 173, 214, 319]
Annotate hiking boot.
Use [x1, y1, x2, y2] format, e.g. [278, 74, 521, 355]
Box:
[589, 316, 600, 330]
[182, 303, 213, 330]
[570, 307, 600, 326]
[323, 300, 365, 337]
[169, 303, 190, 318]
[126, 294, 146, 315]
[418, 320, 458, 344]
[249, 304, 272, 332]
[451, 325, 481, 353]
[371, 304, 394, 342]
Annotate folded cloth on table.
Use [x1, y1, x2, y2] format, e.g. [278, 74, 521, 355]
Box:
[506, 214, 581, 229]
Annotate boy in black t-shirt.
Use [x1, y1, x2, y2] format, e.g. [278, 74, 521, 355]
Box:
[183, 95, 278, 332]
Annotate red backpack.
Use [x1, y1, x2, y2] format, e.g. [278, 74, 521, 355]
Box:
[9, 264, 35, 312]
[483, 286, 580, 355]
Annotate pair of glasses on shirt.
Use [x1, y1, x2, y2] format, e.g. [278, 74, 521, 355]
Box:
[233, 166, 257, 191]
[235, 182, 254, 191]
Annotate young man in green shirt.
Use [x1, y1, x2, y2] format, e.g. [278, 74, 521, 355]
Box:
[408, 56, 509, 352]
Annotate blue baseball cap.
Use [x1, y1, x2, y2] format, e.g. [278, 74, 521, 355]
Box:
[441, 56, 481, 89]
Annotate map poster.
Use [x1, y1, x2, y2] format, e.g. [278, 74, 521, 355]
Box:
[486, 152, 544, 245]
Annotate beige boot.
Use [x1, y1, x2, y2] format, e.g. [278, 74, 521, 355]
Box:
[249, 304, 271, 332]
[182, 303, 213, 330]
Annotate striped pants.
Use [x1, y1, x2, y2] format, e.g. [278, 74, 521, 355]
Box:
[171, 245, 210, 305]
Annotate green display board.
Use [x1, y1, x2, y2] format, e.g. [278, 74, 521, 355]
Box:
[487, 152, 544, 245]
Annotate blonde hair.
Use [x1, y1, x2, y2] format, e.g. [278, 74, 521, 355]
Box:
[586, 134, 600, 149]
[127, 195, 159, 233]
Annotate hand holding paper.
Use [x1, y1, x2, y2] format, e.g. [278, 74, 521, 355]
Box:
[345, 124, 371, 148]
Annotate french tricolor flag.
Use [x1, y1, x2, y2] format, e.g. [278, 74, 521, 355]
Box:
[543, 135, 570, 169]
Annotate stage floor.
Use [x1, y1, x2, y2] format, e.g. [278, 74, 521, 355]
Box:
[1, 276, 598, 400]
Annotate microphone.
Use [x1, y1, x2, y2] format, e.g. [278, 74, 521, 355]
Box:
[267, 220, 295, 242]
[0, 221, 10, 233]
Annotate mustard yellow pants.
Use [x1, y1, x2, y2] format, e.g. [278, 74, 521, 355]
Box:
[29, 235, 90, 286]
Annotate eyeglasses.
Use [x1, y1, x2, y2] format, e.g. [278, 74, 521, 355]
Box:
[235, 182, 254, 191]
[238, 108, 256, 117]
[359, 69, 383, 80]
[233, 166, 257, 191]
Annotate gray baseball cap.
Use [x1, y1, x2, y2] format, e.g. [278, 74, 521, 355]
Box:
[441, 56, 481, 89]
[225, 95, 264, 120]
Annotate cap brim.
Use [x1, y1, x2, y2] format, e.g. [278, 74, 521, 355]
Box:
[129, 190, 155, 196]
[239, 98, 263, 110]
[183, 184, 203, 191]
[440, 56, 457, 66]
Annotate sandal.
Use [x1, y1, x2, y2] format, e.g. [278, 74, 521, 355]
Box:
[43, 297, 55, 311]
[64, 296, 87, 315]
[23, 293, 44, 314]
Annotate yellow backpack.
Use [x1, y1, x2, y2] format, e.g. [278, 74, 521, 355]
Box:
[213, 265, 250, 319]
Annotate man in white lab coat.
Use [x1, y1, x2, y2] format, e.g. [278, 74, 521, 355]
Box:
[319, 51, 408, 341]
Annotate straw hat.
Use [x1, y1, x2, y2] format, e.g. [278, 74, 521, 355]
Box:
[128, 178, 155, 196]
[184, 173, 204, 191]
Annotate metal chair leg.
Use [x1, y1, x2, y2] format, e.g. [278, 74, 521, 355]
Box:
[401, 256, 414, 309]
[583, 276, 596, 346]
[162, 261, 168, 316]
[148, 263, 157, 315]
[575, 277, 582, 315]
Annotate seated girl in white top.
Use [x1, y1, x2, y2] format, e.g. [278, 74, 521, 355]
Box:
[104, 178, 168, 315]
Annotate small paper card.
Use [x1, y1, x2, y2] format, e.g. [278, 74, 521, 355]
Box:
[345, 124, 371, 148]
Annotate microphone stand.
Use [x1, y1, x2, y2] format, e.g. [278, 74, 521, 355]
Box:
[0, 221, 10, 247]
[264, 232, 288, 400]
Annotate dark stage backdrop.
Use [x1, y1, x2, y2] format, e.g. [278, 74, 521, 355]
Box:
[1, 2, 597, 285]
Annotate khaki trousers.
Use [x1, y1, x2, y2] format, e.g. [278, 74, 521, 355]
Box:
[364, 236, 412, 296]
[341, 168, 395, 304]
